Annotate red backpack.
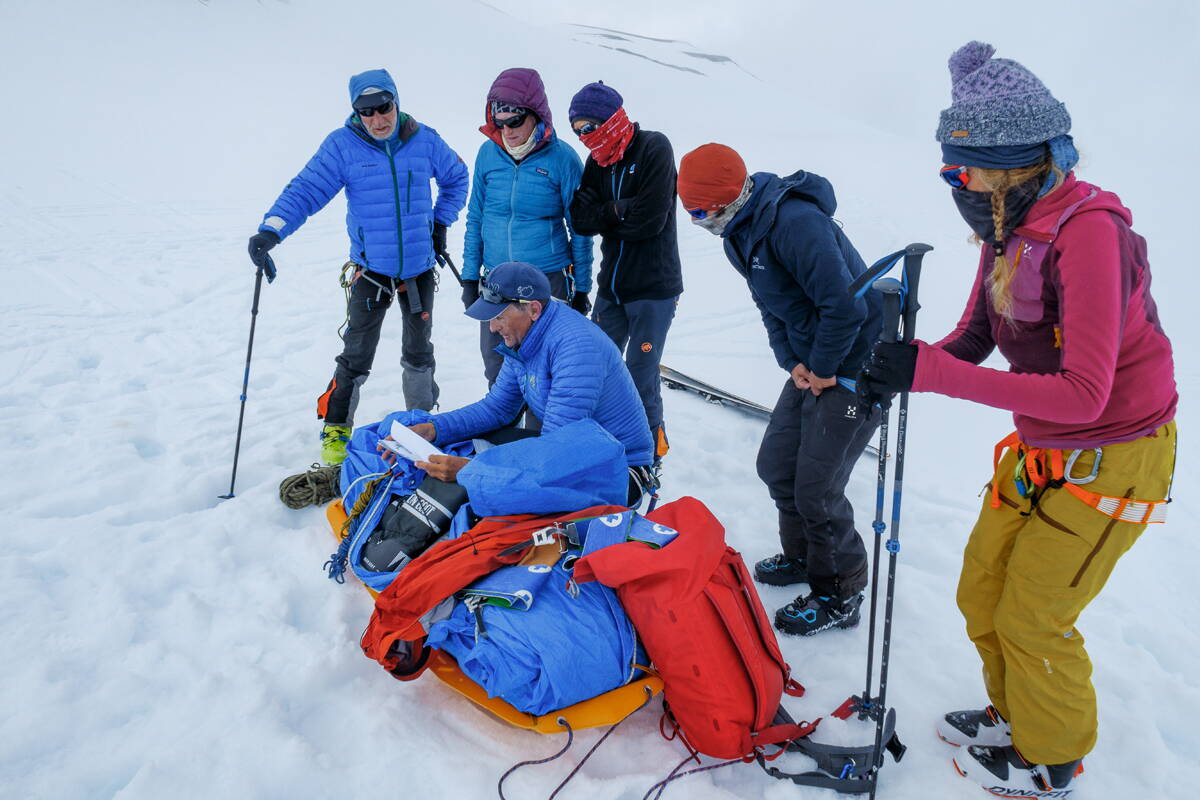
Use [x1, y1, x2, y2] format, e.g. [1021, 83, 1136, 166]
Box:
[573, 496, 814, 759]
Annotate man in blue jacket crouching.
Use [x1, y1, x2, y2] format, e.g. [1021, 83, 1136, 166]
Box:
[406, 262, 654, 498]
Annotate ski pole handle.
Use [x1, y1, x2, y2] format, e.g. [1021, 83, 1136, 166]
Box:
[874, 277, 903, 344]
[899, 243, 931, 343]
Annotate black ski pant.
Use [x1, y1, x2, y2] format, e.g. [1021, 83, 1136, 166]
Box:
[479, 270, 570, 387]
[319, 267, 438, 426]
[592, 294, 677, 435]
[756, 380, 880, 601]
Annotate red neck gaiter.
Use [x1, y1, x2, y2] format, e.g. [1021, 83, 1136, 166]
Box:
[580, 107, 635, 167]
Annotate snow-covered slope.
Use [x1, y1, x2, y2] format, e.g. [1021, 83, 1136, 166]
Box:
[2, 1, 1196, 797]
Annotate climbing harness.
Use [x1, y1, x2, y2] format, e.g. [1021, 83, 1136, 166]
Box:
[992, 431, 1170, 524]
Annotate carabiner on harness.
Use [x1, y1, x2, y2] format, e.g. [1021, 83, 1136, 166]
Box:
[1012, 450, 1030, 498]
[1064, 448, 1102, 485]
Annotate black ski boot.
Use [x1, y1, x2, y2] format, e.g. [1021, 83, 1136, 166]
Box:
[775, 592, 862, 636]
[756, 510, 809, 586]
[937, 705, 1012, 748]
[754, 553, 809, 586]
[953, 744, 1083, 797]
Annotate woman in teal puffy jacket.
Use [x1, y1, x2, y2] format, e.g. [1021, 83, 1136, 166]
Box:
[461, 68, 594, 386]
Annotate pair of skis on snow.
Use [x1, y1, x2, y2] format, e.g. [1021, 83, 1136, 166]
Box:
[663, 244, 931, 797]
[659, 365, 882, 459]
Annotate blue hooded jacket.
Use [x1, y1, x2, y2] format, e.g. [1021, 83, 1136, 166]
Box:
[429, 299, 653, 466]
[259, 69, 469, 280]
[463, 68, 593, 290]
[722, 171, 881, 379]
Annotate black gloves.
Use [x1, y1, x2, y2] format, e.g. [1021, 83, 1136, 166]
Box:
[248, 230, 280, 269]
[432, 223, 448, 259]
[856, 341, 918, 409]
[461, 279, 480, 310]
[570, 291, 592, 315]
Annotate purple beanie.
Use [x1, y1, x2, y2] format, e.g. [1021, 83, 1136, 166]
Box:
[569, 81, 623, 123]
[935, 41, 1071, 147]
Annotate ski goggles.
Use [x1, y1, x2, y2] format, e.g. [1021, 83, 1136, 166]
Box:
[686, 207, 711, 220]
[479, 283, 534, 306]
[939, 164, 972, 190]
[572, 120, 601, 137]
[356, 100, 394, 118]
[493, 112, 530, 129]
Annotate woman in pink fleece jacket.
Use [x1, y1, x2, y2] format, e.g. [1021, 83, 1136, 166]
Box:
[859, 42, 1177, 796]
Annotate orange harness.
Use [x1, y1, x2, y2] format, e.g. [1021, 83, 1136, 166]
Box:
[991, 432, 1169, 524]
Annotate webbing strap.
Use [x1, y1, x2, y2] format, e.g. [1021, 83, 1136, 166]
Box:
[990, 431, 1168, 523]
[403, 278, 422, 314]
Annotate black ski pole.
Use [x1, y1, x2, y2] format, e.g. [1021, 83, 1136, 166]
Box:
[219, 255, 274, 500]
[867, 243, 930, 799]
[859, 287, 901, 721]
[436, 250, 464, 286]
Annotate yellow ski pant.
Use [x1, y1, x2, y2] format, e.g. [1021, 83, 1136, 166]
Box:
[956, 422, 1175, 764]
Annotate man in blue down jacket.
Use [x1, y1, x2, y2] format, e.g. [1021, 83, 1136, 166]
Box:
[461, 67, 593, 386]
[678, 144, 883, 638]
[404, 262, 654, 491]
[247, 68, 468, 464]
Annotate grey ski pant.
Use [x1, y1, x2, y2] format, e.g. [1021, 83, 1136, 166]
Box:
[756, 380, 880, 600]
[319, 267, 438, 426]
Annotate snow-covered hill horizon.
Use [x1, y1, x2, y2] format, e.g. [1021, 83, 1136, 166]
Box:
[2, 1, 1196, 797]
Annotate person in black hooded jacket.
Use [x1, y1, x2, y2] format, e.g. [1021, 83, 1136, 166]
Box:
[567, 82, 682, 466]
[678, 143, 883, 637]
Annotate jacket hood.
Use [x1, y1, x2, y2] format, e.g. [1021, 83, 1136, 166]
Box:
[348, 68, 399, 105]
[486, 68, 553, 126]
[726, 170, 838, 240]
[1014, 172, 1131, 242]
[480, 68, 555, 155]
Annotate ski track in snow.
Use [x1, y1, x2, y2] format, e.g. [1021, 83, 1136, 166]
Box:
[2, 1, 1197, 798]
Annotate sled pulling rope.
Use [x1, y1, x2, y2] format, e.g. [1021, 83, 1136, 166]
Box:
[497, 684, 656, 800]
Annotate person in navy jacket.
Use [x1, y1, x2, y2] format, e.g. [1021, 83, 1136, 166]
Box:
[461, 68, 593, 387]
[678, 144, 883, 637]
[247, 68, 468, 464]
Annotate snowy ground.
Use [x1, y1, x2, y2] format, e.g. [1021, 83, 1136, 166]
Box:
[2, 1, 1197, 798]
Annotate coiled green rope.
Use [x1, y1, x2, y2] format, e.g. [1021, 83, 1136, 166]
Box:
[278, 463, 342, 510]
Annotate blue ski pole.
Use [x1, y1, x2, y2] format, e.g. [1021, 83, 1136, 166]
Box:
[220, 255, 274, 499]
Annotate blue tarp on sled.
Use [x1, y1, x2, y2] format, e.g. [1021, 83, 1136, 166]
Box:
[427, 510, 678, 715]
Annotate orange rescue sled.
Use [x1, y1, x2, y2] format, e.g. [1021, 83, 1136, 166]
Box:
[325, 500, 663, 733]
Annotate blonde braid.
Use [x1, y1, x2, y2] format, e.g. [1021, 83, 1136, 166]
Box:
[987, 185, 1016, 320]
[977, 159, 1062, 322]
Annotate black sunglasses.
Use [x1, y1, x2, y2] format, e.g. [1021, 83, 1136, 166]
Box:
[573, 121, 600, 137]
[493, 112, 530, 129]
[357, 100, 394, 118]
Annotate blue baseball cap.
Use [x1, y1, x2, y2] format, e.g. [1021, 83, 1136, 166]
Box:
[466, 261, 552, 321]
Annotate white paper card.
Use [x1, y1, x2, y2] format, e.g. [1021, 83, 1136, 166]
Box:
[383, 420, 444, 463]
